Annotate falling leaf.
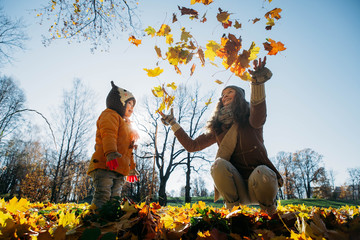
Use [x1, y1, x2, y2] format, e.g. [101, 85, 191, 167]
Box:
[265, 8, 282, 20]
[145, 26, 156, 37]
[252, 18, 261, 24]
[166, 34, 174, 44]
[190, 64, 196, 76]
[152, 86, 164, 97]
[217, 8, 230, 23]
[222, 20, 232, 29]
[180, 27, 192, 42]
[157, 24, 171, 36]
[265, 18, 275, 30]
[190, 0, 213, 5]
[144, 67, 164, 77]
[215, 80, 223, 84]
[166, 82, 177, 90]
[172, 13, 178, 23]
[174, 65, 182, 74]
[128, 35, 141, 46]
[155, 46, 162, 58]
[201, 13, 207, 23]
[197, 48, 205, 66]
[248, 42, 260, 61]
[240, 71, 252, 81]
[178, 6, 198, 17]
[263, 38, 286, 55]
[205, 40, 221, 61]
[234, 20, 242, 29]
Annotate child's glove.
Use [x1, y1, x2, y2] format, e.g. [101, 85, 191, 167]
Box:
[126, 169, 139, 183]
[106, 152, 122, 170]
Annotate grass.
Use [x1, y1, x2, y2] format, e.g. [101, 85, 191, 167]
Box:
[167, 196, 360, 208]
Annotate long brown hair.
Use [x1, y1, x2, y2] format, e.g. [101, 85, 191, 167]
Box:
[206, 86, 250, 135]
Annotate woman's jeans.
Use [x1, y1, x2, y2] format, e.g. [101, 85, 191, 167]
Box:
[211, 158, 278, 214]
[89, 169, 125, 208]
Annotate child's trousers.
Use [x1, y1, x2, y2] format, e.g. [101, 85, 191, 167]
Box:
[89, 169, 125, 208]
[211, 158, 278, 214]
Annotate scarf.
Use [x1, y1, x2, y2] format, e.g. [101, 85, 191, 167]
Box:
[217, 105, 234, 127]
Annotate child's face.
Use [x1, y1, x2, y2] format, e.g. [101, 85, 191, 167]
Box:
[124, 100, 135, 118]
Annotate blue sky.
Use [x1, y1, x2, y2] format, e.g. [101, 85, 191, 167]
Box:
[2, 0, 360, 192]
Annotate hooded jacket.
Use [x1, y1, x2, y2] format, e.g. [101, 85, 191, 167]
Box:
[87, 108, 136, 176]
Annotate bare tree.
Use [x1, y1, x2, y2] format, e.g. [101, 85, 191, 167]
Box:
[180, 85, 213, 203]
[49, 79, 96, 202]
[0, 76, 26, 143]
[192, 177, 208, 197]
[0, 9, 28, 66]
[347, 167, 360, 200]
[136, 84, 212, 206]
[275, 151, 295, 199]
[293, 148, 324, 198]
[36, 0, 140, 51]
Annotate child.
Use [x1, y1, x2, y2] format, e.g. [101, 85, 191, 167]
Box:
[87, 81, 139, 208]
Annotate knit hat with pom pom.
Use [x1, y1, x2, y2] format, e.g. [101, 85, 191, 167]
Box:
[106, 81, 136, 117]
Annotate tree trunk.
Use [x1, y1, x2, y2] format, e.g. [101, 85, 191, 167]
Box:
[158, 182, 167, 206]
[185, 153, 191, 203]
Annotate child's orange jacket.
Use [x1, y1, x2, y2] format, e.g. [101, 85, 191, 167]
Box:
[87, 108, 136, 176]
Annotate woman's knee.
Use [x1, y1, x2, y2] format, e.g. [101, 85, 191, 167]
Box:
[211, 158, 230, 176]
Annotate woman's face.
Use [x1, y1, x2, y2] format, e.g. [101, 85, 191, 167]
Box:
[221, 88, 236, 106]
[124, 100, 135, 118]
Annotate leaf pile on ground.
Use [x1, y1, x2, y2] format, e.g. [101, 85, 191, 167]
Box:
[0, 196, 359, 239]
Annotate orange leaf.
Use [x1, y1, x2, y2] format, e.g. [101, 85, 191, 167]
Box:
[190, 0, 213, 5]
[265, 8, 282, 20]
[190, 64, 196, 76]
[128, 35, 141, 46]
[263, 38, 286, 55]
[174, 65, 182, 75]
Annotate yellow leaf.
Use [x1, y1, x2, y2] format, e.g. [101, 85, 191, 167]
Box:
[144, 67, 164, 77]
[145, 26, 156, 37]
[215, 79, 223, 84]
[6, 197, 30, 213]
[240, 71, 252, 81]
[161, 214, 174, 229]
[198, 230, 211, 237]
[248, 42, 260, 61]
[205, 98, 212, 106]
[166, 34, 174, 44]
[166, 82, 177, 90]
[152, 86, 164, 97]
[157, 24, 171, 36]
[205, 40, 221, 61]
[0, 210, 13, 226]
[58, 211, 79, 228]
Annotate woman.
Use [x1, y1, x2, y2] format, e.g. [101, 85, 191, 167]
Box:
[161, 57, 283, 214]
